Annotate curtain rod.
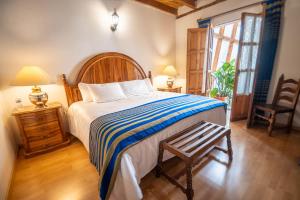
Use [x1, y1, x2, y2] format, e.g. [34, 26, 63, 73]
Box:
[177, 1, 263, 20]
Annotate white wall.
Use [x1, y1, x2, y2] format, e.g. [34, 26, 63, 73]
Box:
[268, 0, 300, 127]
[0, 91, 17, 200]
[175, 0, 262, 92]
[0, 0, 176, 197]
[0, 0, 176, 87]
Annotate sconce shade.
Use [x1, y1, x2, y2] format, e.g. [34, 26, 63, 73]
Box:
[163, 65, 177, 77]
[111, 8, 119, 31]
[12, 66, 50, 86]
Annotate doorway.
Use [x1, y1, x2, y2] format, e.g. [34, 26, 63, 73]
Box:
[208, 14, 263, 122]
[186, 13, 263, 122]
[207, 20, 241, 118]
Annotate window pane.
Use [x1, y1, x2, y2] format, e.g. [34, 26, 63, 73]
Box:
[237, 72, 247, 94]
[224, 23, 233, 37]
[217, 40, 230, 68]
[214, 26, 220, 34]
[253, 17, 262, 43]
[251, 45, 258, 70]
[235, 22, 241, 40]
[249, 71, 255, 93]
[211, 37, 218, 67]
[240, 45, 251, 70]
[237, 71, 255, 95]
[230, 43, 239, 64]
[243, 16, 254, 42]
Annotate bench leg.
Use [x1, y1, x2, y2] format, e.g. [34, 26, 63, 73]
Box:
[186, 163, 194, 200]
[156, 142, 164, 177]
[226, 134, 233, 162]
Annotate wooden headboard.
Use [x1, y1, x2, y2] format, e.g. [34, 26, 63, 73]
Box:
[61, 52, 152, 106]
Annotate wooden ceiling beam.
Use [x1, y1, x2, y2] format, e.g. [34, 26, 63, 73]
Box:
[177, 0, 226, 19]
[178, 0, 196, 9]
[135, 0, 178, 15]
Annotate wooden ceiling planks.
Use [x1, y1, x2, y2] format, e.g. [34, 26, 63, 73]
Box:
[156, 0, 183, 8]
[135, 0, 225, 17]
[178, 0, 196, 9]
[135, 0, 196, 15]
[135, 0, 178, 15]
[156, 0, 196, 9]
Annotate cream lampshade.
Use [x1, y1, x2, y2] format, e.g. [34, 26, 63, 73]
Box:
[163, 65, 177, 88]
[12, 66, 50, 107]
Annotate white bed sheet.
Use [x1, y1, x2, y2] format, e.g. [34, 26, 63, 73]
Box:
[67, 91, 226, 200]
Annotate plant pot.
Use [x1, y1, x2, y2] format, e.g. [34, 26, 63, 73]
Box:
[215, 96, 227, 101]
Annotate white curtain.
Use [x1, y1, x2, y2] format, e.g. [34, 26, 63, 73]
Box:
[237, 15, 262, 95]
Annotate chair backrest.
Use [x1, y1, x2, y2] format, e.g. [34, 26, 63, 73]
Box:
[272, 74, 300, 110]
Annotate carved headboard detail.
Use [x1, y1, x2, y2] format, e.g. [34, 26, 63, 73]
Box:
[61, 52, 152, 106]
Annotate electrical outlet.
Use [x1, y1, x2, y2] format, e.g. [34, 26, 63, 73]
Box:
[15, 98, 22, 104]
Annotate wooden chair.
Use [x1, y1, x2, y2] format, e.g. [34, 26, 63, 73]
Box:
[251, 74, 300, 136]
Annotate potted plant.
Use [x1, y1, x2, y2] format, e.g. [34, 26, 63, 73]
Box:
[210, 60, 235, 102]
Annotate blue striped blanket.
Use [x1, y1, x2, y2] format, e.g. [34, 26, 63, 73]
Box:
[89, 95, 226, 200]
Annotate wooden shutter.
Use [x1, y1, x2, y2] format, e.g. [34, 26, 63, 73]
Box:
[186, 28, 207, 95]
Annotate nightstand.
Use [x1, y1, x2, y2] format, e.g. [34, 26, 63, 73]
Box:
[12, 102, 70, 158]
[157, 86, 182, 93]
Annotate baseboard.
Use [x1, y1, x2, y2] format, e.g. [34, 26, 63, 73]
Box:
[292, 126, 300, 131]
[275, 122, 300, 132]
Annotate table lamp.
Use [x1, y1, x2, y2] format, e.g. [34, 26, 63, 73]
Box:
[163, 65, 177, 88]
[12, 66, 50, 108]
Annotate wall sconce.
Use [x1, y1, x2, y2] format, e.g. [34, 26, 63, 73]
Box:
[111, 8, 119, 32]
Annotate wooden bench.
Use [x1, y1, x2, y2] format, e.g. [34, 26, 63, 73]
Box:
[156, 121, 233, 200]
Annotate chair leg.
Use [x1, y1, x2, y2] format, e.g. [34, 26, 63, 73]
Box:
[251, 107, 257, 127]
[268, 112, 276, 136]
[226, 133, 233, 162]
[185, 163, 194, 200]
[156, 142, 164, 177]
[287, 112, 294, 133]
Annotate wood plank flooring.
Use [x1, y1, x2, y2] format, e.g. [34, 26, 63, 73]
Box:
[8, 121, 300, 200]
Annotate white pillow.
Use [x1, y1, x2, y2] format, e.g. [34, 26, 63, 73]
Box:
[88, 83, 127, 103]
[120, 79, 153, 96]
[78, 83, 93, 102]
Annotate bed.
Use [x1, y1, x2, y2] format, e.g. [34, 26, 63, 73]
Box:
[61, 52, 226, 200]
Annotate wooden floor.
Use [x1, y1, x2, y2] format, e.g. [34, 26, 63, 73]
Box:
[8, 121, 300, 200]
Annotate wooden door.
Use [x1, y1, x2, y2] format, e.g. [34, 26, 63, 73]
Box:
[186, 28, 208, 95]
[231, 13, 263, 121]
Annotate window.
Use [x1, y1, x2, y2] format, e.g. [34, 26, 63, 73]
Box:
[211, 21, 241, 71]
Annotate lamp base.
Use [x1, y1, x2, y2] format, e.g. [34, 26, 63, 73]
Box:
[29, 86, 48, 108]
[167, 79, 174, 88]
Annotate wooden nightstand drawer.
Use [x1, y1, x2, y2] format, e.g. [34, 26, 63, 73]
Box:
[28, 129, 62, 143]
[29, 134, 63, 151]
[24, 121, 60, 138]
[19, 109, 57, 127]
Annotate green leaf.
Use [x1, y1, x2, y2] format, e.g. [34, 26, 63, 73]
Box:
[210, 88, 218, 98]
[210, 60, 235, 98]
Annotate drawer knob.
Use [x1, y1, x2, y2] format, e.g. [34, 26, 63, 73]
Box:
[37, 116, 46, 121]
[39, 126, 49, 131]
